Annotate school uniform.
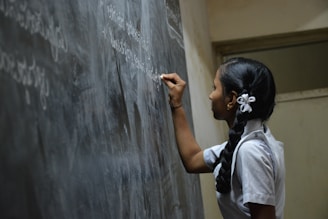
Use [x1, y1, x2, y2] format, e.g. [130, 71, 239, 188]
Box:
[203, 119, 285, 219]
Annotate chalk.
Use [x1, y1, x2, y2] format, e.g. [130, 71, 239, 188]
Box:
[160, 74, 164, 79]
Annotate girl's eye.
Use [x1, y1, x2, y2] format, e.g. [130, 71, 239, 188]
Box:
[213, 85, 216, 90]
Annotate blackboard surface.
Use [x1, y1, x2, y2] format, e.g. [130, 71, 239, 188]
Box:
[0, 0, 204, 218]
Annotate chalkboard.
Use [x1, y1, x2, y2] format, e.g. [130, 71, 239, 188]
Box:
[0, 0, 204, 219]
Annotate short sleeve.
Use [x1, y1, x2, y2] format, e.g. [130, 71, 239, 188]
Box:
[203, 142, 226, 171]
[236, 140, 276, 206]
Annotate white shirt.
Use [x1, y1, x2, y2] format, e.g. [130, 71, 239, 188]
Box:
[203, 119, 285, 219]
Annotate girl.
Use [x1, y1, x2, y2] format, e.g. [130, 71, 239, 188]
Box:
[161, 57, 285, 219]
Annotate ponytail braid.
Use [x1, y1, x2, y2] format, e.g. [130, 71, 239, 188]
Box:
[216, 102, 249, 193]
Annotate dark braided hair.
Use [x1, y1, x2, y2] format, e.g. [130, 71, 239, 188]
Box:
[215, 57, 276, 193]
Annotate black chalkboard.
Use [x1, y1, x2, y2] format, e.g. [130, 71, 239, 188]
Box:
[0, 0, 204, 218]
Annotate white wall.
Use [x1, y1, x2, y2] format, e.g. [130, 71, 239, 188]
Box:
[179, 1, 226, 219]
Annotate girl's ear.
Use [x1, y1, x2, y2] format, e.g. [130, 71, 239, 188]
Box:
[226, 91, 238, 110]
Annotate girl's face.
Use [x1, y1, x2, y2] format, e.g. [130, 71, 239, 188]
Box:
[209, 69, 236, 126]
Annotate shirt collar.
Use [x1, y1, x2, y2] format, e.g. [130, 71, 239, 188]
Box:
[242, 119, 264, 138]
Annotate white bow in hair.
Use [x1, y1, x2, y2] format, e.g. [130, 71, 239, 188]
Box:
[237, 93, 256, 113]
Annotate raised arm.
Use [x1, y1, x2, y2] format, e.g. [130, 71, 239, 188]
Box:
[161, 73, 211, 173]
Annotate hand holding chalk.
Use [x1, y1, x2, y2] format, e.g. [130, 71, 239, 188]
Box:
[160, 73, 185, 109]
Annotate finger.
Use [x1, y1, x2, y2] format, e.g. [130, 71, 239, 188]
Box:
[161, 78, 176, 89]
[160, 74, 173, 88]
[161, 73, 181, 83]
[161, 73, 184, 88]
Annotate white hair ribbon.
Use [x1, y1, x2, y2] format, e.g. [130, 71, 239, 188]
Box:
[236, 93, 256, 113]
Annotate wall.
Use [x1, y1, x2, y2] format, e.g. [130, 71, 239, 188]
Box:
[181, 0, 328, 219]
[179, 1, 226, 219]
[268, 91, 328, 219]
[206, 0, 328, 41]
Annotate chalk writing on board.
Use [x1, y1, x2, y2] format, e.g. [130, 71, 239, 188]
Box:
[0, 0, 204, 218]
[100, 1, 150, 52]
[0, 48, 49, 110]
[0, 0, 68, 62]
[100, 2, 163, 89]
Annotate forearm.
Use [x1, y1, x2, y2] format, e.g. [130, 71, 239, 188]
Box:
[160, 73, 210, 173]
[171, 106, 210, 173]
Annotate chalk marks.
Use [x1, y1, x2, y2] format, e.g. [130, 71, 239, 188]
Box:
[0, 0, 68, 62]
[100, 1, 150, 52]
[103, 29, 152, 76]
[0, 48, 49, 110]
[0, 0, 69, 110]
[99, 1, 163, 90]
